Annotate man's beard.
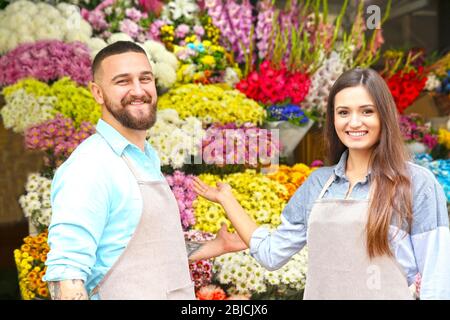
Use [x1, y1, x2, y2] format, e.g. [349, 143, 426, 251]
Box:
[104, 93, 157, 130]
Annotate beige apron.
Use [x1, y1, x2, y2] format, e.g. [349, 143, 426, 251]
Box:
[303, 173, 413, 300]
[91, 153, 195, 300]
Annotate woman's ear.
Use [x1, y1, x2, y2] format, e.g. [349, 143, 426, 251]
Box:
[90, 82, 104, 106]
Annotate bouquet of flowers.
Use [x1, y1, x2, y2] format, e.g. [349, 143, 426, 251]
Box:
[381, 50, 428, 114]
[25, 114, 95, 168]
[0, 40, 92, 87]
[166, 170, 198, 229]
[2, 77, 101, 129]
[266, 104, 310, 127]
[0, 0, 93, 54]
[202, 122, 280, 168]
[414, 154, 450, 202]
[184, 230, 215, 290]
[18, 173, 53, 232]
[81, 0, 160, 41]
[236, 60, 311, 107]
[399, 113, 438, 150]
[174, 40, 241, 86]
[193, 170, 288, 233]
[157, 84, 266, 126]
[212, 246, 308, 298]
[147, 109, 205, 169]
[14, 231, 50, 300]
[266, 163, 316, 200]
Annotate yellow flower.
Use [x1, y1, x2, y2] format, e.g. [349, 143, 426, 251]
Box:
[438, 129, 450, 149]
[200, 55, 216, 66]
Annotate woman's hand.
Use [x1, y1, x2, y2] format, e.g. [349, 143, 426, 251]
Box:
[193, 176, 233, 204]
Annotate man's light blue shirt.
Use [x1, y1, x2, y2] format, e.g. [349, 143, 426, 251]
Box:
[43, 119, 164, 296]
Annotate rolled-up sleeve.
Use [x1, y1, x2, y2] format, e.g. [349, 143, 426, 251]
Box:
[43, 156, 110, 283]
[411, 170, 450, 299]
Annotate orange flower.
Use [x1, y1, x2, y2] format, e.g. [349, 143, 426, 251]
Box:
[196, 285, 227, 300]
[275, 173, 289, 184]
[39, 271, 46, 279]
[21, 244, 31, 252]
[27, 271, 38, 282]
[37, 278, 47, 288]
[35, 236, 45, 244]
[285, 183, 298, 197]
[40, 254, 47, 262]
[38, 287, 49, 298]
[23, 236, 33, 245]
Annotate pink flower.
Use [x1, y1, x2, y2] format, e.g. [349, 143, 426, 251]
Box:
[0, 40, 92, 86]
[175, 24, 190, 39]
[125, 8, 143, 22]
[193, 25, 205, 37]
[120, 19, 141, 39]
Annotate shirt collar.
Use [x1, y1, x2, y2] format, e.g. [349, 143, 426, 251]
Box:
[96, 119, 152, 157]
[333, 149, 372, 183]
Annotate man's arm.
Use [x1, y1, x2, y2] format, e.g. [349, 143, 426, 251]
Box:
[186, 224, 247, 262]
[48, 280, 89, 300]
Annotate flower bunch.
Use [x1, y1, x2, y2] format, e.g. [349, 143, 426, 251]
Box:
[414, 154, 450, 202]
[266, 163, 316, 200]
[25, 114, 95, 168]
[193, 170, 288, 233]
[0, 0, 93, 54]
[0, 40, 92, 87]
[212, 247, 308, 297]
[205, 0, 254, 63]
[18, 173, 53, 232]
[385, 67, 427, 114]
[184, 230, 215, 290]
[174, 40, 241, 86]
[3, 78, 101, 128]
[1, 87, 55, 133]
[81, 0, 156, 41]
[266, 104, 309, 127]
[399, 113, 438, 150]
[303, 51, 346, 119]
[166, 170, 198, 229]
[157, 84, 266, 126]
[236, 60, 311, 106]
[160, 0, 199, 24]
[92, 33, 179, 89]
[424, 73, 442, 92]
[147, 109, 205, 169]
[202, 122, 280, 168]
[195, 284, 227, 300]
[14, 231, 50, 300]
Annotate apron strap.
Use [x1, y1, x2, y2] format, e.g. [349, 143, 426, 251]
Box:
[317, 173, 336, 200]
[121, 155, 145, 181]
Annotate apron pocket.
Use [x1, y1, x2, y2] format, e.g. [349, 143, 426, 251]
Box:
[166, 282, 195, 300]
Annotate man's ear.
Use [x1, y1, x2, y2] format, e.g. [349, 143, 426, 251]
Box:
[90, 81, 104, 105]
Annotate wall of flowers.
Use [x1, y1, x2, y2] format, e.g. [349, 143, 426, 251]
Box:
[0, 0, 449, 300]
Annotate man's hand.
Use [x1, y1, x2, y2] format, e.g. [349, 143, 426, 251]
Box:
[193, 177, 234, 204]
[48, 280, 88, 300]
[186, 224, 247, 262]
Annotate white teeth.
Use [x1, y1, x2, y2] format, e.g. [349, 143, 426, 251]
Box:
[347, 131, 368, 137]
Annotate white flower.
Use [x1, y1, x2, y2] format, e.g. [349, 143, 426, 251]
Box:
[153, 62, 177, 88]
[425, 73, 441, 91]
[167, 0, 198, 21]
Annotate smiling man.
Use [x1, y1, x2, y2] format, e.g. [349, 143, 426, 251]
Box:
[43, 41, 246, 300]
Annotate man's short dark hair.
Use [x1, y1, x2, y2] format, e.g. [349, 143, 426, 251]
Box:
[92, 41, 147, 80]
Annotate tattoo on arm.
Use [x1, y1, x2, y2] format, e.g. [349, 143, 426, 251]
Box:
[48, 280, 88, 300]
[185, 241, 204, 261]
[48, 281, 61, 300]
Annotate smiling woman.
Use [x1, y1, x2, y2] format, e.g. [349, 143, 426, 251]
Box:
[193, 67, 450, 300]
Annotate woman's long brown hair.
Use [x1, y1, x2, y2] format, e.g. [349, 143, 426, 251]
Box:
[325, 68, 413, 258]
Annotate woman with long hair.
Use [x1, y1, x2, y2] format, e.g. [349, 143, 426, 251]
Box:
[193, 68, 450, 299]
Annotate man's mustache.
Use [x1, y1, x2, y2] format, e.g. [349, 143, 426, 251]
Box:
[121, 94, 152, 106]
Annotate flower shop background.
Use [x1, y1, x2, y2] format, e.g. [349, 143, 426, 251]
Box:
[0, 0, 449, 300]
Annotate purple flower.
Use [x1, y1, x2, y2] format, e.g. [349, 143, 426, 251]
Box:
[120, 19, 141, 39]
[175, 24, 190, 39]
[0, 40, 92, 86]
[125, 8, 143, 22]
[193, 25, 205, 37]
